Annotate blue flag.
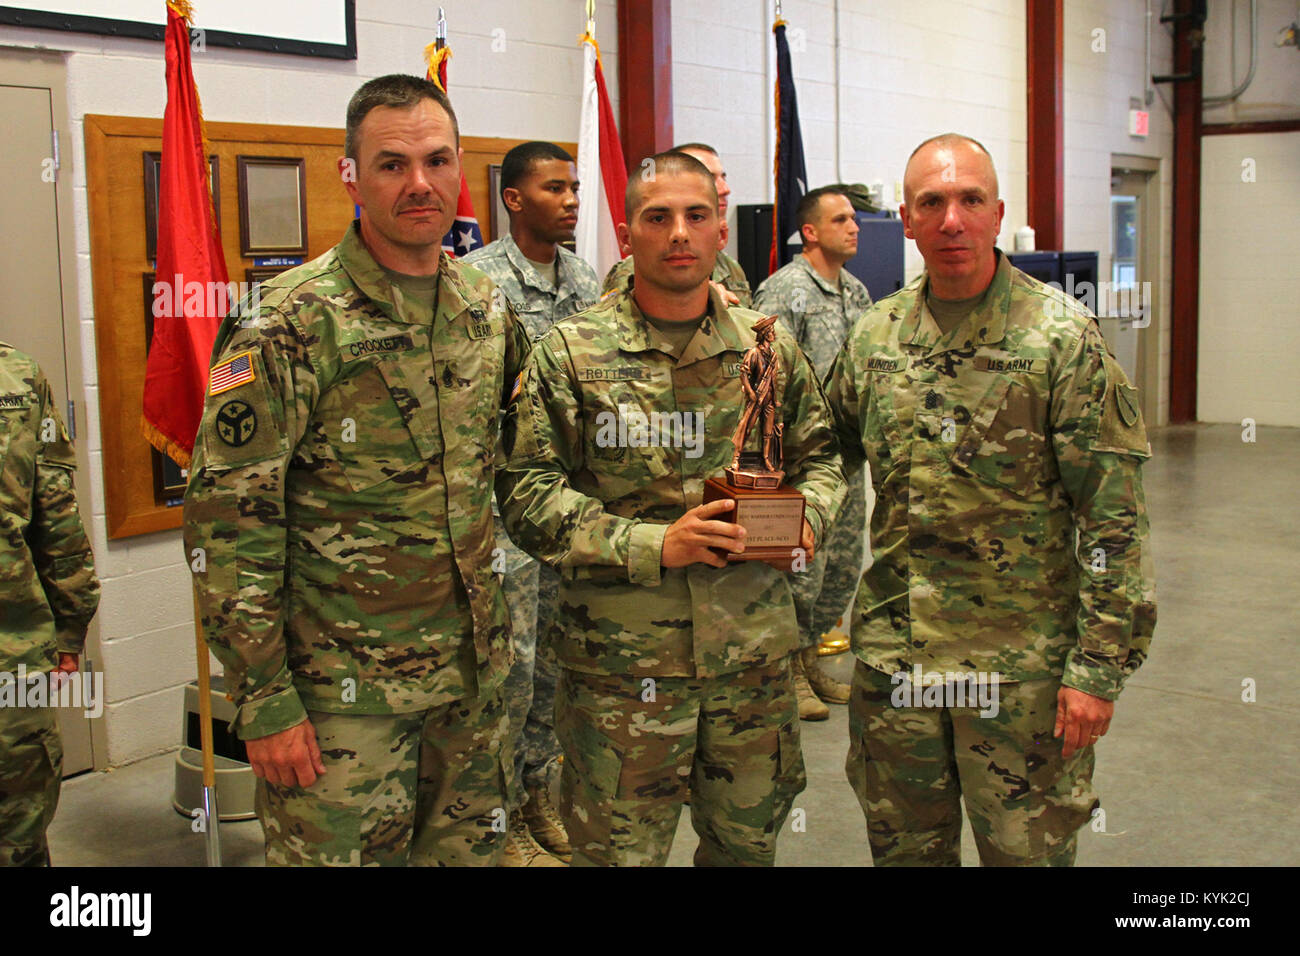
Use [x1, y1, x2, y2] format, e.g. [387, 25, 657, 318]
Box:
[770, 17, 808, 274]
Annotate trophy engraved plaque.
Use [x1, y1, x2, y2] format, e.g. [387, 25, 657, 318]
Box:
[704, 315, 806, 568]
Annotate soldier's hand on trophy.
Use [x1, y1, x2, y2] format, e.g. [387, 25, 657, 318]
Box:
[662, 498, 746, 568]
[246, 718, 327, 788]
[1054, 686, 1114, 758]
[800, 518, 815, 562]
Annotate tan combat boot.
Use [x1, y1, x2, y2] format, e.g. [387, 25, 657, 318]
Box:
[522, 782, 572, 863]
[802, 646, 850, 705]
[792, 650, 830, 721]
[499, 808, 566, 867]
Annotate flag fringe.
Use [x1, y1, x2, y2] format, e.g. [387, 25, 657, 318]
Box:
[578, 31, 605, 70]
[167, 0, 195, 21]
[424, 43, 451, 89]
[141, 416, 193, 471]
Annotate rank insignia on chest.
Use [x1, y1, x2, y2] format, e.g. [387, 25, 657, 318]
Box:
[209, 351, 256, 395]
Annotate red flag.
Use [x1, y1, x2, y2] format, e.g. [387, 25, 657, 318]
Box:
[142, 0, 229, 468]
[425, 42, 483, 257]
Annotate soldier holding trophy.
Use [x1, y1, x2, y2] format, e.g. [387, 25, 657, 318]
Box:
[499, 150, 844, 866]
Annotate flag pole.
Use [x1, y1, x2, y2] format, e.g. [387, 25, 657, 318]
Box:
[193, 594, 222, 865]
[157, 0, 223, 867]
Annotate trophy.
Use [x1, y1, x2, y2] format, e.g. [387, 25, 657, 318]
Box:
[703, 315, 807, 568]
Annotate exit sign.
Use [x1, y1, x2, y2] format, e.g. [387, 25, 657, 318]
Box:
[1128, 109, 1149, 137]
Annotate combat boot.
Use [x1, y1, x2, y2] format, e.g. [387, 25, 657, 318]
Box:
[522, 782, 572, 863]
[792, 651, 830, 721]
[499, 809, 566, 867]
[802, 646, 850, 704]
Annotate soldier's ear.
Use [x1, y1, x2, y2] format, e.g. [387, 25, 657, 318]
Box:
[617, 221, 632, 256]
[503, 187, 524, 214]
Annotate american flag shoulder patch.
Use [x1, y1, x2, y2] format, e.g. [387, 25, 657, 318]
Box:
[209, 350, 256, 396]
[509, 373, 523, 403]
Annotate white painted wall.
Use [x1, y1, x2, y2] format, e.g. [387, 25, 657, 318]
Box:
[673, 0, 1176, 422]
[1, 0, 618, 765]
[1198, 132, 1300, 426]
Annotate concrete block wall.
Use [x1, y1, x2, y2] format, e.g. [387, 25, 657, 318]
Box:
[1199, 131, 1300, 426]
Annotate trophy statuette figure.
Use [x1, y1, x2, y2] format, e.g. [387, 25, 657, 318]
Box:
[704, 315, 807, 566]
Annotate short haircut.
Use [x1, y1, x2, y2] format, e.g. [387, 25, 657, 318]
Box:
[345, 74, 459, 161]
[796, 186, 850, 247]
[672, 142, 718, 157]
[500, 141, 575, 201]
[624, 150, 718, 219]
[904, 132, 999, 198]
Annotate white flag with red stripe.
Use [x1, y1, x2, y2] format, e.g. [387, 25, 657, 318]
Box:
[575, 30, 628, 279]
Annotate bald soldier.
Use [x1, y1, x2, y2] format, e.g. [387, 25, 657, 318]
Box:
[501, 151, 844, 866]
[184, 74, 532, 866]
[603, 143, 752, 307]
[824, 134, 1155, 866]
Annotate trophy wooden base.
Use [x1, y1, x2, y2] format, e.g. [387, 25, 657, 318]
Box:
[703, 477, 806, 571]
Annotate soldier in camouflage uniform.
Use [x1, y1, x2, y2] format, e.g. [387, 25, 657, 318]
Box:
[603, 143, 752, 308]
[754, 186, 873, 720]
[183, 75, 531, 867]
[463, 142, 601, 865]
[0, 344, 99, 866]
[500, 151, 845, 866]
[824, 134, 1155, 866]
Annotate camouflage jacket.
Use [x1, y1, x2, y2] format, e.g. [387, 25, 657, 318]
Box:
[183, 223, 532, 739]
[602, 250, 753, 308]
[824, 252, 1155, 700]
[461, 234, 601, 339]
[0, 343, 99, 670]
[499, 285, 845, 679]
[753, 254, 872, 376]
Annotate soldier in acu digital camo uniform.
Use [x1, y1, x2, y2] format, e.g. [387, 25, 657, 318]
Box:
[754, 185, 873, 721]
[603, 143, 753, 308]
[500, 151, 845, 866]
[824, 134, 1156, 866]
[462, 141, 601, 866]
[0, 344, 99, 866]
[183, 75, 531, 867]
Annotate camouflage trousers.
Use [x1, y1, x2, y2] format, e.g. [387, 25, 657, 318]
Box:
[0, 703, 62, 867]
[845, 661, 1098, 866]
[791, 465, 866, 648]
[494, 521, 563, 810]
[257, 685, 510, 866]
[555, 660, 806, 866]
